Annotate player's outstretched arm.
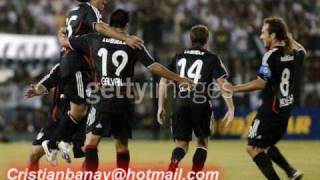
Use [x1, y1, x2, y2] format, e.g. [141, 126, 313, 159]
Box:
[217, 77, 235, 126]
[233, 77, 266, 93]
[148, 63, 193, 88]
[157, 78, 169, 125]
[95, 22, 144, 49]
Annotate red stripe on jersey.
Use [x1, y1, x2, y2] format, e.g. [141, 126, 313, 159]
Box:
[51, 87, 60, 121]
[272, 96, 279, 114]
[74, 18, 83, 35]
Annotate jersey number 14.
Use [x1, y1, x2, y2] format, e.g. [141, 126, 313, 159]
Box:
[177, 58, 203, 83]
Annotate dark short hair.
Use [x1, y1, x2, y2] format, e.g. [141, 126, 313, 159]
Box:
[190, 25, 209, 46]
[110, 9, 129, 28]
[77, 0, 89, 2]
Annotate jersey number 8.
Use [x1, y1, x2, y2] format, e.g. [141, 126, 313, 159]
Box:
[280, 68, 290, 97]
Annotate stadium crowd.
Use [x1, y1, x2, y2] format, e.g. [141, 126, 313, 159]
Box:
[0, 0, 320, 136]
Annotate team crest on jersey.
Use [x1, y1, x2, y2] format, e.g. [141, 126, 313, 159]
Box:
[258, 65, 271, 79]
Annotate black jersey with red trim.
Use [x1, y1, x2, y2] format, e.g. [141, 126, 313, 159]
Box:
[38, 64, 69, 121]
[61, 2, 102, 77]
[168, 46, 228, 103]
[65, 2, 101, 37]
[257, 46, 305, 115]
[69, 33, 155, 112]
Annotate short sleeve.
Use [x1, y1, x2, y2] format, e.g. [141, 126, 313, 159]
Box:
[257, 49, 276, 81]
[135, 46, 155, 67]
[212, 55, 228, 79]
[38, 64, 60, 90]
[69, 33, 97, 55]
[84, 7, 101, 31]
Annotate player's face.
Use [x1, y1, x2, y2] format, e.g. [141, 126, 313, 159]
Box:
[96, 0, 107, 11]
[260, 23, 272, 49]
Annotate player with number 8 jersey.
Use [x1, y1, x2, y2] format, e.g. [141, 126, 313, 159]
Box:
[233, 17, 306, 180]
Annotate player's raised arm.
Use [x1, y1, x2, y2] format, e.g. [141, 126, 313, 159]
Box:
[95, 22, 144, 49]
[288, 33, 306, 54]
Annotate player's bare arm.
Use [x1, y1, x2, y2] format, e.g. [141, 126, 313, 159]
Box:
[148, 63, 193, 88]
[95, 22, 144, 49]
[233, 76, 266, 93]
[217, 77, 235, 126]
[157, 77, 169, 125]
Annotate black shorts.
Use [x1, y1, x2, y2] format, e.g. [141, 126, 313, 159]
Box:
[62, 71, 92, 105]
[86, 107, 133, 139]
[32, 113, 86, 158]
[32, 120, 58, 146]
[172, 102, 212, 141]
[248, 112, 289, 148]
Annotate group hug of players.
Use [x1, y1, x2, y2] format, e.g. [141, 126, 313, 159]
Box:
[24, 0, 306, 180]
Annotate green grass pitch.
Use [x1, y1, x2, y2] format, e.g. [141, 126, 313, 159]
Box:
[0, 140, 319, 180]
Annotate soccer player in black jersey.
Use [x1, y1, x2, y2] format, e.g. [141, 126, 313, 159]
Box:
[25, 64, 85, 171]
[233, 17, 306, 180]
[58, 9, 192, 174]
[157, 25, 234, 179]
[42, 0, 144, 164]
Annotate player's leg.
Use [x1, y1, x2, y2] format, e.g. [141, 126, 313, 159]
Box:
[247, 114, 280, 180]
[168, 107, 191, 172]
[45, 71, 89, 161]
[28, 145, 45, 172]
[190, 102, 211, 178]
[112, 109, 133, 172]
[83, 132, 101, 172]
[247, 145, 280, 180]
[267, 146, 303, 180]
[191, 138, 208, 175]
[115, 139, 130, 172]
[168, 140, 189, 172]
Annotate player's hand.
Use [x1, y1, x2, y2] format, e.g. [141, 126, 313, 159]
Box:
[222, 109, 234, 127]
[58, 27, 68, 47]
[125, 35, 144, 49]
[178, 77, 194, 90]
[25, 84, 38, 98]
[157, 107, 166, 125]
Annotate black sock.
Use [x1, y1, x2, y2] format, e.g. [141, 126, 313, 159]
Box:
[168, 147, 186, 172]
[253, 152, 280, 180]
[192, 147, 207, 173]
[83, 145, 99, 173]
[117, 150, 130, 172]
[267, 146, 295, 176]
[48, 112, 81, 149]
